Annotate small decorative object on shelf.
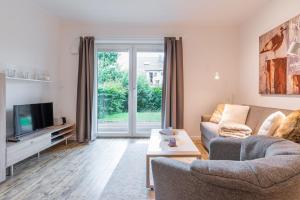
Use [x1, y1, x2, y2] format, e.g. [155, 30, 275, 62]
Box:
[6, 77, 52, 83]
[5, 68, 16, 78]
[44, 74, 51, 81]
[3, 65, 52, 82]
[24, 72, 29, 79]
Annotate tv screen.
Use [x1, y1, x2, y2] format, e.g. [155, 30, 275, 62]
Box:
[14, 103, 54, 137]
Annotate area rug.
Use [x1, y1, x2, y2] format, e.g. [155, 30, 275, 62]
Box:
[99, 142, 149, 200]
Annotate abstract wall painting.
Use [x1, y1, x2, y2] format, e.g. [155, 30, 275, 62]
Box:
[259, 14, 300, 95]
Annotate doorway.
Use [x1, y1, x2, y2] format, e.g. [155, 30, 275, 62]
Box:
[95, 44, 164, 137]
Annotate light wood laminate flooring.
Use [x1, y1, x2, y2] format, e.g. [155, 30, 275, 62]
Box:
[0, 138, 207, 200]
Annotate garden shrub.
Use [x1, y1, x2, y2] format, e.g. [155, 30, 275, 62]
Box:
[98, 82, 127, 116]
[97, 52, 162, 118]
[148, 87, 162, 111]
[137, 75, 152, 112]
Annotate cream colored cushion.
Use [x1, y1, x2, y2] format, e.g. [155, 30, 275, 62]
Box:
[257, 111, 286, 136]
[219, 122, 252, 138]
[219, 104, 250, 125]
[210, 104, 225, 124]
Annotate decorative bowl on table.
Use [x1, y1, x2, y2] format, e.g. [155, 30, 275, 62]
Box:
[159, 127, 176, 141]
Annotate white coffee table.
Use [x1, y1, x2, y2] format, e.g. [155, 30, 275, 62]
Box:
[146, 129, 201, 188]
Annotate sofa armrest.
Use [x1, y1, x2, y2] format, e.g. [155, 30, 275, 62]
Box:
[151, 158, 199, 200]
[201, 114, 212, 122]
[209, 137, 242, 160]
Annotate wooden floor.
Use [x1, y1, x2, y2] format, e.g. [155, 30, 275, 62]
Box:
[0, 138, 208, 200]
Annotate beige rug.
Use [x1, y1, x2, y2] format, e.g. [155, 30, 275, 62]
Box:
[100, 143, 149, 200]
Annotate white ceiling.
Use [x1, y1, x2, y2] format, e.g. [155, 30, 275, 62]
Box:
[33, 0, 270, 26]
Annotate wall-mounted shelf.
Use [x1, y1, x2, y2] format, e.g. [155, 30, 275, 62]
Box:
[6, 77, 52, 83]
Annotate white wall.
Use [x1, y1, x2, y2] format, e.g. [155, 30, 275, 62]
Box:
[58, 21, 239, 136]
[0, 0, 61, 136]
[237, 0, 300, 110]
[1, 0, 298, 138]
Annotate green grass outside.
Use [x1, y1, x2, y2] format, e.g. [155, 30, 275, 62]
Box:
[99, 112, 161, 122]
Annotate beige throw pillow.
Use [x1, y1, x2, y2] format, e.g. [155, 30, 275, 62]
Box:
[257, 111, 286, 136]
[219, 104, 250, 125]
[210, 104, 225, 124]
[274, 110, 300, 143]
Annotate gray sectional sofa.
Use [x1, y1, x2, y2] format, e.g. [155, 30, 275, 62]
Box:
[200, 105, 292, 150]
[152, 135, 300, 200]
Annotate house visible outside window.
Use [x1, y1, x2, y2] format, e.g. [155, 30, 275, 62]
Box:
[149, 72, 153, 84]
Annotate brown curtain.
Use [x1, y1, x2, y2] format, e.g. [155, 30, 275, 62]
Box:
[76, 36, 95, 143]
[162, 37, 184, 129]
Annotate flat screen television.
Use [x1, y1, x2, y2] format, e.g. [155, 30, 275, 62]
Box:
[13, 103, 54, 137]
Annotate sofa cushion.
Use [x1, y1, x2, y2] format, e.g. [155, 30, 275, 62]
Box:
[209, 104, 225, 123]
[245, 106, 291, 134]
[240, 136, 285, 161]
[239, 136, 300, 160]
[265, 140, 300, 157]
[200, 122, 219, 141]
[274, 110, 300, 143]
[220, 104, 250, 124]
[257, 111, 286, 136]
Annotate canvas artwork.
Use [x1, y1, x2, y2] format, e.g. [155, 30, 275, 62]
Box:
[259, 14, 300, 95]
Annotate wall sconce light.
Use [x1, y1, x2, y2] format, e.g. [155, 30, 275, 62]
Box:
[288, 41, 300, 56]
[214, 72, 220, 80]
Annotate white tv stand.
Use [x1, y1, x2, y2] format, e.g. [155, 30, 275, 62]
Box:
[6, 123, 75, 176]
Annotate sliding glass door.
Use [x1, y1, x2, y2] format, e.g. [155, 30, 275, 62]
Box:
[96, 44, 163, 137]
[135, 48, 164, 136]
